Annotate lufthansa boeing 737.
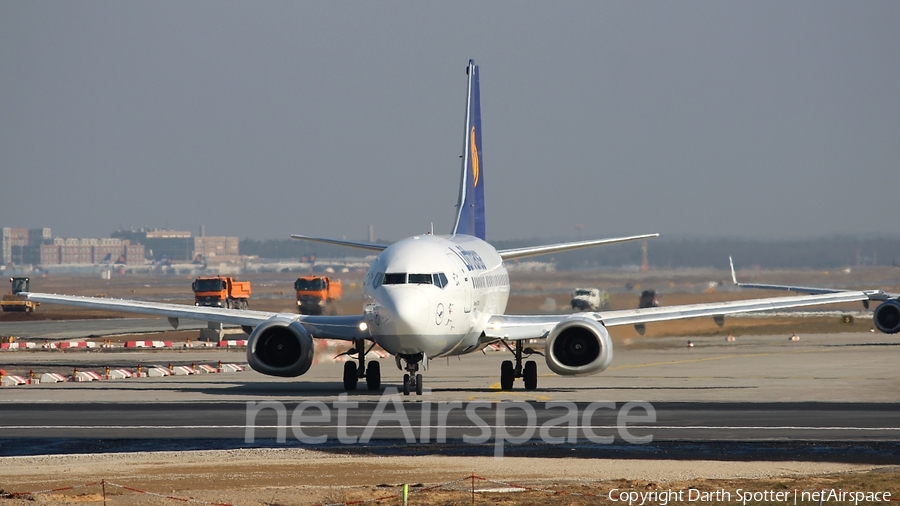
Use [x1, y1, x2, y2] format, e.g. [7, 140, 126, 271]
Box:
[20, 61, 873, 395]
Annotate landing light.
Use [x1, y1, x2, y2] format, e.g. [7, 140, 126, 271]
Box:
[358, 322, 368, 332]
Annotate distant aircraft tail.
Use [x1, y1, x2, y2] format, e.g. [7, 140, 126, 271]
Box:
[452, 60, 486, 240]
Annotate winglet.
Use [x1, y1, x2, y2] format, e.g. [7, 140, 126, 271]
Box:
[729, 256, 738, 284]
[452, 60, 486, 239]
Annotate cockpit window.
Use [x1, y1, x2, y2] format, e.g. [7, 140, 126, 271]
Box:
[383, 273, 406, 285]
[408, 273, 432, 285]
[433, 273, 448, 288]
[373, 272, 384, 289]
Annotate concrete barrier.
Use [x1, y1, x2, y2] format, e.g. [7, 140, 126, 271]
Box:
[40, 372, 68, 383]
[171, 365, 196, 376]
[74, 371, 103, 382]
[196, 364, 218, 373]
[220, 363, 245, 373]
[0, 342, 37, 350]
[59, 341, 97, 349]
[147, 367, 171, 377]
[107, 369, 133, 379]
[125, 341, 173, 348]
[1, 375, 28, 386]
[218, 340, 248, 347]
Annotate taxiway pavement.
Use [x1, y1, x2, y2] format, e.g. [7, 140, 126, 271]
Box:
[1, 331, 898, 457]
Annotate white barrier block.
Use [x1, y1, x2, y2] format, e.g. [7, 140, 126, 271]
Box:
[1, 375, 28, 386]
[218, 340, 248, 348]
[40, 373, 68, 383]
[108, 369, 133, 380]
[59, 341, 96, 349]
[0, 342, 37, 351]
[75, 371, 102, 382]
[147, 367, 171, 377]
[220, 364, 244, 373]
[172, 366, 195, 376]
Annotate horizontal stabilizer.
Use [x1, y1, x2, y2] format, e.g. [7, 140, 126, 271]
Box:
[498, 233, 658, 261]
[291, 234, 388, 252]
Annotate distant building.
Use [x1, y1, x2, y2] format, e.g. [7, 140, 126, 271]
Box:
[2, 226, 143, 266]
[2, 225, 233, 266]
[194, 236, 240, 262]
[112, 228, 193, 262]
[111, 228, 240, 263]
[2, 227, 51, 264]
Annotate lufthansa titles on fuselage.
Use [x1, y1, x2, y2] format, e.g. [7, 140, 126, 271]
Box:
[450, 246, 486, 272]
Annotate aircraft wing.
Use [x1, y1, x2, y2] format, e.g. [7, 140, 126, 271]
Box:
[19, 292, 367, 341]
[484, 291, 869, 341]
[728, 256, 895, 301]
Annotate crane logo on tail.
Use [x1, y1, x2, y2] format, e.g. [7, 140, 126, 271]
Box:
[470, 126, 479, 187]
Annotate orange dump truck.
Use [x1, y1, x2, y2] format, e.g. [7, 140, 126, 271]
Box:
[294, 276, 341, 315]
[192, 276, 251, 309]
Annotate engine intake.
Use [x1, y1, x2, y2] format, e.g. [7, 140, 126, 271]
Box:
[873, 300, 900, 334]
[545, 317, 613, 376]
[246, 317, 315, 377]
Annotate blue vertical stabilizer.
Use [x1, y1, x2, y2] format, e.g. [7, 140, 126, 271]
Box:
[452, 60, 486, 240]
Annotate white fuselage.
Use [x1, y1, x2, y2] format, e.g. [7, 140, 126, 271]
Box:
[361, 234, 509, 358]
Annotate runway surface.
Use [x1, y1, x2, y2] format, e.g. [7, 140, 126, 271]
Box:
[2, 331, 899, 460]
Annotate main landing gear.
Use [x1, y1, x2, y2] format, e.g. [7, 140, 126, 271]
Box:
[341, 338, 381, 391]
[397, 353, 424, 396]
[499, 340, 540, 391]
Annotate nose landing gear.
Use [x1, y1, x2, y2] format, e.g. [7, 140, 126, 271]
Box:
[499, 339, 541, 391]
[398, 353, 425, 395]
[341, 338, 381, 391]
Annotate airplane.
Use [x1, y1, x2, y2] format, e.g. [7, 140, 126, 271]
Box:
[20, 60, 874, 395]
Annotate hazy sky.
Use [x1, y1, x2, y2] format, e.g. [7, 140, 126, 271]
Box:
[2, 2, 898, 242]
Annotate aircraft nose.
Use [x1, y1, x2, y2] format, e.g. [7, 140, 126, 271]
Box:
[375, 287, 429, 335]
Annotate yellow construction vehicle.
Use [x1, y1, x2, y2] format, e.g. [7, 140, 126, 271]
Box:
[1, 277, 39, 313]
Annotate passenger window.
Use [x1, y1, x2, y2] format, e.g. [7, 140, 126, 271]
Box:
[383, 273, 407, 285]
[408, 274, 432, 285]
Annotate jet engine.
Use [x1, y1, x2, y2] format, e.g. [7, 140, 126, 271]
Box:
[544, 316, 613, 376]
[873, 300, 900, 334]
[246, 317, 315, 377]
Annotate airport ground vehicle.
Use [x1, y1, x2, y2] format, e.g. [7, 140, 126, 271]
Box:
[639, 289, 659, 308]
[1, 277, 39, 312]
[192, 276, 251, 309]
[295, 276, 342, 315]
[570, 287, 608, 311]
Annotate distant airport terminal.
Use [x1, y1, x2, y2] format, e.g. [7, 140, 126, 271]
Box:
[2, 226, 240, 270]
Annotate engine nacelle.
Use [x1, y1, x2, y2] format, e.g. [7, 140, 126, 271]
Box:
[873, 300, 900, 334]
[246, 317, 315, 377]
[545, 316, 613, 376]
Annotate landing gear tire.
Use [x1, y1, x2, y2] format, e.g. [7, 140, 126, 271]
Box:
[500, 360, 514, 391]
[523, 360, 538, 391]
[403, 373, 411, 396]
[366, 361, 381, 391]
[415, 373, 423, 395]
[343, 361, 358, 391]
